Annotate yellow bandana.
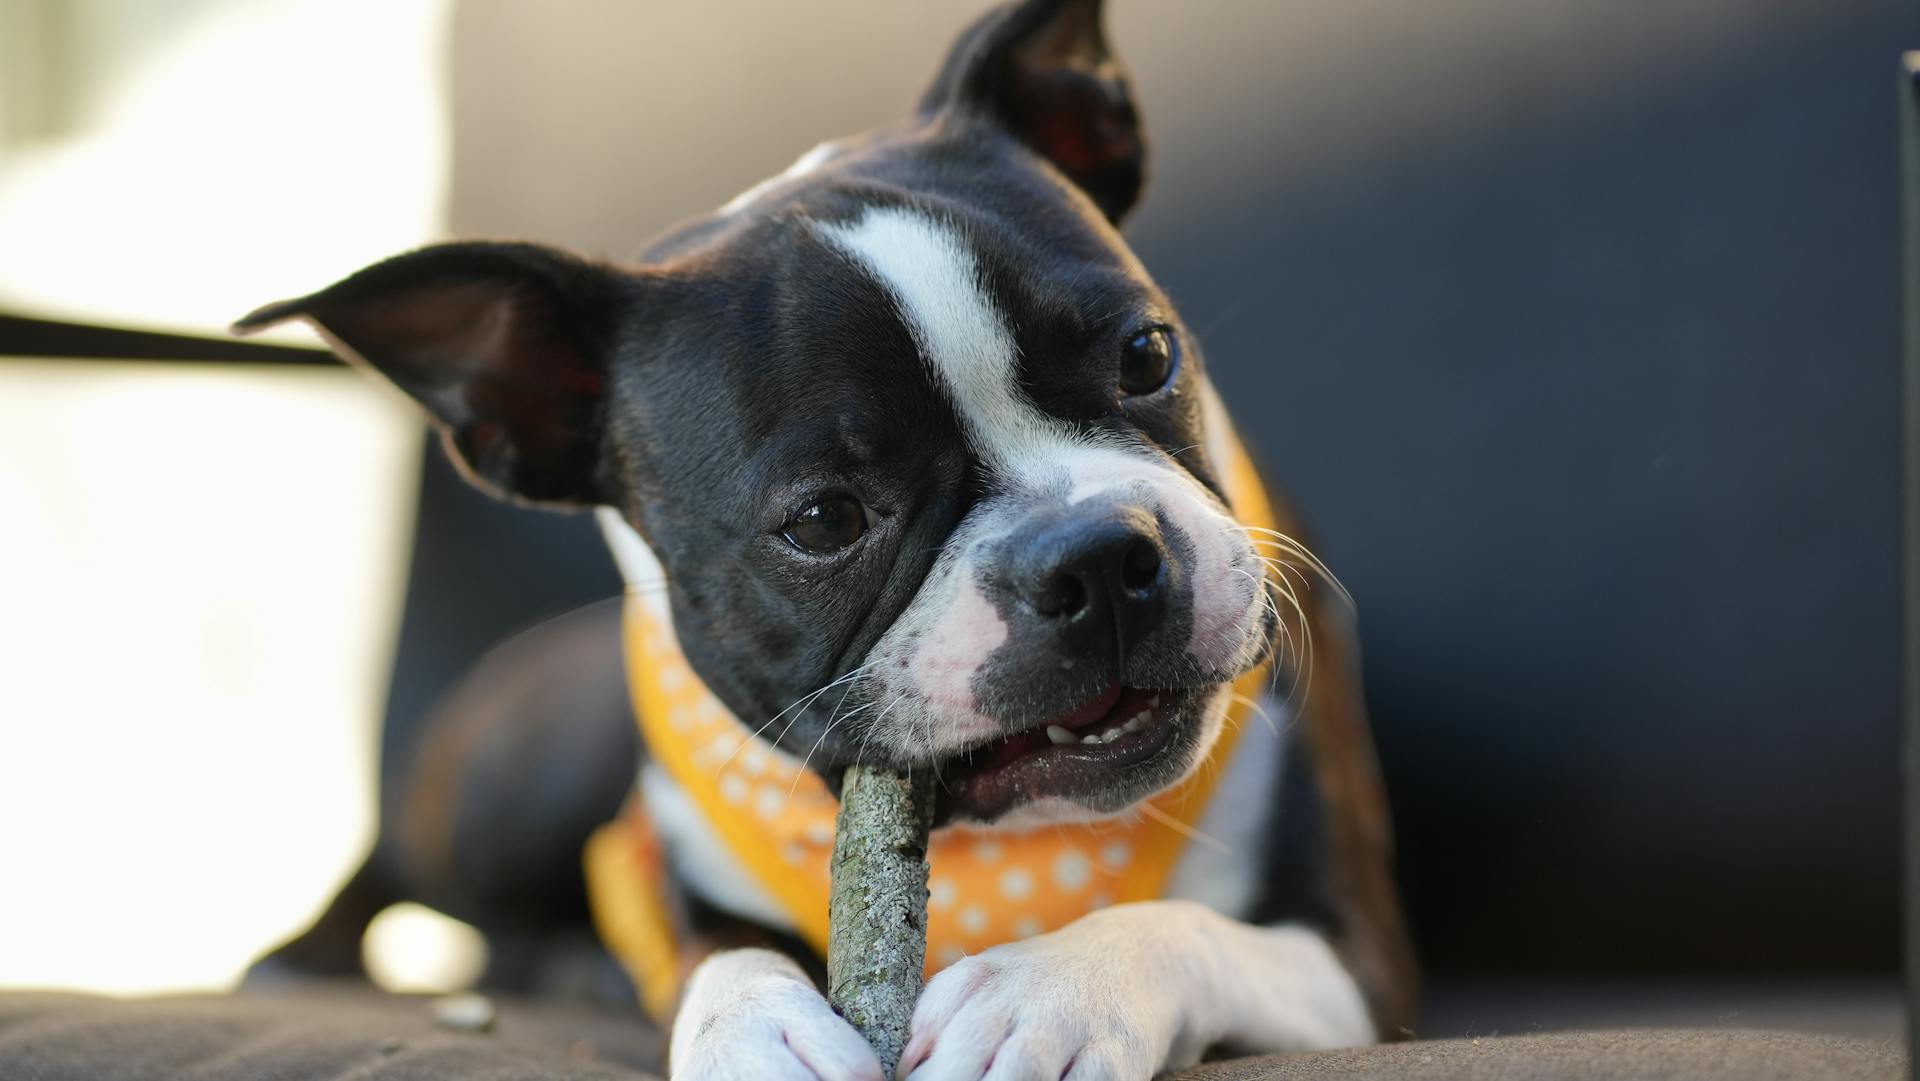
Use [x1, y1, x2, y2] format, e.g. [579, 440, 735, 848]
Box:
[585, 418, 1278, 1020]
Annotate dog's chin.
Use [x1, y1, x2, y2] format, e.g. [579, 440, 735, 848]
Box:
[929, 683, 1234, 828]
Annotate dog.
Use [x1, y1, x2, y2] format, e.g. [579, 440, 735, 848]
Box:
[238, 1, 1415, 1076]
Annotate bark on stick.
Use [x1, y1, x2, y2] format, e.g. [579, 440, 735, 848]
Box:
[826, 764, 935, 1073]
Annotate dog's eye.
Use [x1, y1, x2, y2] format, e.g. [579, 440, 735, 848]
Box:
[782, 495, 871, 554]
[1119, 327, 1177, 396]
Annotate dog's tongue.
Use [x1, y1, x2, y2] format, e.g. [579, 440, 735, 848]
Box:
[968, 683, 1123, 775]
[1049, 682, 1124, 733]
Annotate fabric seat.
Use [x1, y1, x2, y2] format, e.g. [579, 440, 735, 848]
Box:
[0, 989, 1902, 1081]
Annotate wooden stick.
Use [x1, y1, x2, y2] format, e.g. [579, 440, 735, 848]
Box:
[826, 764, 936, 1073]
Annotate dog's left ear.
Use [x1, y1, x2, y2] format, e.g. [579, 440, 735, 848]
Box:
[921, 0, 1144, 223]
[234, 241, 627, 507]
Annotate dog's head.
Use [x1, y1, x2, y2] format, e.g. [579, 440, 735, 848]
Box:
[240, 0, 1284, 826]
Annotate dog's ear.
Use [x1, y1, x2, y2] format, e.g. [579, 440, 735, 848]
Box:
[235, 242, 627, 507]
[920, 0, 1144, 223]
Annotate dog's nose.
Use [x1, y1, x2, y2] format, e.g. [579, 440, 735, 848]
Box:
[1013, 508, 1167, 657]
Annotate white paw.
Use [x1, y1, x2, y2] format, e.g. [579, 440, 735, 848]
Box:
[672, 949, 885, 1081]
[898, 907, 1194, 1081]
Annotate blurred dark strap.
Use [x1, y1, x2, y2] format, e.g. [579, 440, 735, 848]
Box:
[0, 312, 336, 364]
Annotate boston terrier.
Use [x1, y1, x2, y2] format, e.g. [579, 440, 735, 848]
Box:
[237, 1, 1415, 1077]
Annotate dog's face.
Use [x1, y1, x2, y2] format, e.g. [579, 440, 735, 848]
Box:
[239, 0, 1280, 826]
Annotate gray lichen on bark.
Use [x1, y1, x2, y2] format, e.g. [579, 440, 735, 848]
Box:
[826, 763, 936, 1074]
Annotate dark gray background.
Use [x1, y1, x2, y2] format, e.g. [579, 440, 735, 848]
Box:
[379, 0, 1915, 978]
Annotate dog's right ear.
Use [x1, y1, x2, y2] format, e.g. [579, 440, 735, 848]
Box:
[235, 242, 629, 507]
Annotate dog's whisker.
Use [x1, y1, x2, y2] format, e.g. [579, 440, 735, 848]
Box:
[1239, 555, 1315, 709]
[1227, 691, 1282, 739]
[790, 693, 886, 798]
[1232, 525, 1355, 611]
[1137, 801, 1231, 855]
[1234, 566, 1295, 673]
[784, 675, 867, 762]
[713, 660, 879, 775]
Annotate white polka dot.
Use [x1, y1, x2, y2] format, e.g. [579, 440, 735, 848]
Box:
[781, 843, 808, 866]
[958, 906, 988, 935]
[805, 821, 835, 846]
[936, 945, 966, 967]
[998, 867, 1033, 901]
[741, 748, 768, 776]
[1100, 841, 1132, 870]
[1012, 917, 1043, 940]
[719, 773, 749, 805]
[668, 706, 697, 730]
[928, 878, 956, 910]
[658, 665, 686, 692]
[1089, 892, 1113, 910]
[754, 785, 785, 819]
[1052, 851, 1092, 891]
[972, 841, 1003, 863]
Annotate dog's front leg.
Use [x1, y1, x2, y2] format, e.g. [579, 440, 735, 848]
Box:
[897, 900, 1372, 1081]
[671, 947, 885, 1081]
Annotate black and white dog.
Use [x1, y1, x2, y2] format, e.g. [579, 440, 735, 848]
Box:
[241, 1, 1414, 1077]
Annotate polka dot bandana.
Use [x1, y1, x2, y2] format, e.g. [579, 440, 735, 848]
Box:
[585, 416, 1281, 1018]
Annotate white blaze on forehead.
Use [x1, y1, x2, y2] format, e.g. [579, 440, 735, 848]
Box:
[817, 207, 1088, 483]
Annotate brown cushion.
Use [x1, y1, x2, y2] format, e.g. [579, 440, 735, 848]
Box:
[0, 987, 663, 1081]
[1172, 1028, 1907, 1081]
[0, 989, 1903, 1080]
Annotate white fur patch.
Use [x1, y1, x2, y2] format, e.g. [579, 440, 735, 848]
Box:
[638, 764, 789, 930]
[817, 206, 1089, 485]
[595, 506, 671, 625]
[906, 575, 1006, 712]
[673, 948, 884, 1081]
[1165, 690, 1290, 915]
[899, 902, 1373, 1079]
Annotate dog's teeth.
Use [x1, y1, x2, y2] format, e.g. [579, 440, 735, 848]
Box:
[1099, 727, 1122, 743]
[1081, 734, 1102, 745]
[1046, 725, 1077, 745]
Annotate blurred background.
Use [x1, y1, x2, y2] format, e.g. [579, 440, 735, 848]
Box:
[1, 0, 1913, 1039]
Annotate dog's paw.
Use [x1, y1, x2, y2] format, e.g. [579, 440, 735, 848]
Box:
[897, 905, 1198, 1081]
[671, 949, 885, 1081]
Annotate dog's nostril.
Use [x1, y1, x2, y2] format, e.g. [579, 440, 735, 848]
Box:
[1036, 572, 1089, 618]
[1121, 537, 1161, 592]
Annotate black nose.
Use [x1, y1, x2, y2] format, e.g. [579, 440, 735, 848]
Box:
[1014, 508, 1168, 657]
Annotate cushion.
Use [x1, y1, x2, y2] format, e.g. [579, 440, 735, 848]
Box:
[1180, 1029, 1906, 1081]
[0, 987, 662, 1081]
[0, 989, 1903, 1080]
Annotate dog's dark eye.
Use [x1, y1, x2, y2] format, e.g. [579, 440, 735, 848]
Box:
[1119, 327, 1177, 396]
[782, 495, 871, 554]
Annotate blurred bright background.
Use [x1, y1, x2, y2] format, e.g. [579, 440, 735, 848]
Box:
[0, 0, 1914, 1042]
[0, 0, 451, 994]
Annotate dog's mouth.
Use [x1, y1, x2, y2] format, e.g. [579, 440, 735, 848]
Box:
[933, 683, 1198, 823]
